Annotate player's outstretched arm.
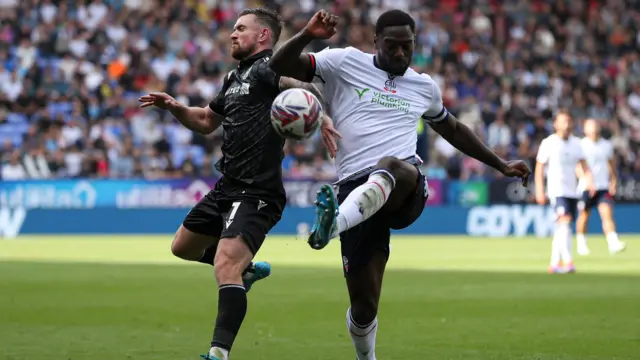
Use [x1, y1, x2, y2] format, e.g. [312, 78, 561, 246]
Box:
[269, 10, 339, 82]
[138, 92, 222, 135]
[270, 32, 315, 81]
[429, 114, 530, 184]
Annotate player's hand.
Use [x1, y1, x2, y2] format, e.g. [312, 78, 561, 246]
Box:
[609, 183, 617, 196]
[500, 160, 531, 187]
[303, 10, 339, 39]
[320, 114, 341, 158]
[138, 92, 179, 111]
[535, 193, 547, 205]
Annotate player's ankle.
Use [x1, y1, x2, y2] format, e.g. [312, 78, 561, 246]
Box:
[208, 346, 229, 360]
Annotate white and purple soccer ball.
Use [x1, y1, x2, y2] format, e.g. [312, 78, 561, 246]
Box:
[270, 88, 323, 140]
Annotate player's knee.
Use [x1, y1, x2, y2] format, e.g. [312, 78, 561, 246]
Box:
[375, 156, 417, 189]
[376, 156, 403, 171]
[350, 297, 378, 325]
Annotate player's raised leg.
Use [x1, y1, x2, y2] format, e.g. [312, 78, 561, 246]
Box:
[597, 201, 626, 254]
[575, 193, 592, 256]
[309, 156, 419, 250]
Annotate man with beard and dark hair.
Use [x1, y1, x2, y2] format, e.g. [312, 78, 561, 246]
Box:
[270, 9, 531, 359]
[139, 7, 327, 360]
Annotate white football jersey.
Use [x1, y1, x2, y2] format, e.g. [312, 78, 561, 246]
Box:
[309, 47, 448, 181]
[536, 134, 585, 199]
[578, 137, 613, 192]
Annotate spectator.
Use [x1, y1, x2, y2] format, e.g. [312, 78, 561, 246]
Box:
[1, 149, 27, 180]
[0, 0, 637, 181]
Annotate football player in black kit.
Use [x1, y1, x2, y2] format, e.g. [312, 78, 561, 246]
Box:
[138, 8, 328, 360]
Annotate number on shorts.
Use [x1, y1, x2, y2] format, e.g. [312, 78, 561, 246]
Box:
[225, 201, 241, 229]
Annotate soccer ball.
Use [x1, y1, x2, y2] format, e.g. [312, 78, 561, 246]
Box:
[271, 88, 323, 140]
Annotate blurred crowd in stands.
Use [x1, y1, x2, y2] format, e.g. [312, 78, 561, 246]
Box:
[1, 0, 640, 182]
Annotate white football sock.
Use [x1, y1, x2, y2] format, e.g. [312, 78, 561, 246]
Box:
[208, 347, 228, 360]
[556, 222, 573, 265]
[347, 308, 378, 360]
[606, 232, 620, 247]
[550, 231, 561, 267]
[333, 170, 395, 238]
[576, 233, 588, 249]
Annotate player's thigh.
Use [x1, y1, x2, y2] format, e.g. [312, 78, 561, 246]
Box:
[597, 198, 615, 221]
[172, 226, 219, 258]
[389, 169, 427, 230]
[219, 198, 282, 256]
[375, 157, 420, 211]
[337, 181, 391, 279]
[175, 191, 224, 256]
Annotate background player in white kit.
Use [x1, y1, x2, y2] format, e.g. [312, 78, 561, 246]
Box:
[575, 119, 626, 255]
[270, 9, 530, 360]
[535, 111, 596, 274]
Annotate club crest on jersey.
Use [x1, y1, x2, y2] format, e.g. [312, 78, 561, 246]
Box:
[384, 79, 397, 93]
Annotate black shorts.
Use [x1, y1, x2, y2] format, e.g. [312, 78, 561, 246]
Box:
[580, 190, 614, 211]
[338, 168, 428, 277]
[182, 177, 285, 255]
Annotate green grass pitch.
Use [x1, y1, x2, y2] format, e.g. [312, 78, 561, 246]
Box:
[1, 235, 639, 360]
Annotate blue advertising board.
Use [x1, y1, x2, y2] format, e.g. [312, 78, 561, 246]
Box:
[1, 205, 638, 238]
[3, 178, 640, 209]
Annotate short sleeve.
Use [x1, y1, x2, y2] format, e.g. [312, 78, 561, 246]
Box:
[308, 47, 350, 84]
[421, 78, 449, 124]
[536, 139, 549, 164]
[255, 59, 281, 90]
[208, 91, 225, 116]
[208, 72, 233, 115]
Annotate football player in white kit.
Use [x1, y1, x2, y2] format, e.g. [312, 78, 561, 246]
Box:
[535, 111, 596, 274]
[270, 9, 530, 360]
[575, 119, 626, 255]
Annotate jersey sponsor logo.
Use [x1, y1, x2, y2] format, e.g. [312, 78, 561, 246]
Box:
[225, 82, 250, 96]
[354, 87, 370, 99]
[354, 87, 411, 114]
[0, 207, 26, 239]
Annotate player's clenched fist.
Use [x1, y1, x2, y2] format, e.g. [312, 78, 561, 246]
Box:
[303, 10, 339, 39]
[138, 92, 179, 111]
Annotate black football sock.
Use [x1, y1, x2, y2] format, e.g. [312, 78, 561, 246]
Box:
[211, 284, 247, 352]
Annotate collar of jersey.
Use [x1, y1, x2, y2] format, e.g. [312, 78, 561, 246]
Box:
[238, 49, 273, 68]
[373, 56, 407, 77]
